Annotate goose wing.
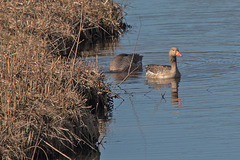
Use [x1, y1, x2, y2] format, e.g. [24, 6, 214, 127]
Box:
[146, 64, 171, 74]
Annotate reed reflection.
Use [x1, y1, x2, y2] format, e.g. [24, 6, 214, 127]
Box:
[146, 77, 183, 109]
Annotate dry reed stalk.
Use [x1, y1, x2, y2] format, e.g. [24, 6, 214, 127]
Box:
[0, 0, 121, 159]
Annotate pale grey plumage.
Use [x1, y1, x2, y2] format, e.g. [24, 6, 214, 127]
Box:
[146, 47, 182, 79]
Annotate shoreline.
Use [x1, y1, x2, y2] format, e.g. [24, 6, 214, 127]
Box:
[0, 0, 127, 159]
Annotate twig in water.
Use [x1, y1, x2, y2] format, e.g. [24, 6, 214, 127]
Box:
[128, 17, 142, 74]
[206, 88, 213, 94]
[118, 17, 142, 86]
[97, 136, 105, 149]
[117, 66, 139, 86]
[143, 89, 156, 99]
[157, 89, 166, 103]
[115, 96, 125, 110]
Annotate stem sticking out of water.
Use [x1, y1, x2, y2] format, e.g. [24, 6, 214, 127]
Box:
[118, 17, 142, 86]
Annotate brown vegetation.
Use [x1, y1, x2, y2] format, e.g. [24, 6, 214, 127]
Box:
[0, 0, 126, 159]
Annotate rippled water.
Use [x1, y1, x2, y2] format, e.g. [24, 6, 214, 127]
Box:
[94, 0, 240, 160]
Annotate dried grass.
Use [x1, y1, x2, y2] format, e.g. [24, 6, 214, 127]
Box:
[0, 0, 123, 159]
[1, 0, 127, 56]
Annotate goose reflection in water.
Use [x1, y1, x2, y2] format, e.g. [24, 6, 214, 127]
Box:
[110, 68, 143, 81]
[146, 77, 183, 109]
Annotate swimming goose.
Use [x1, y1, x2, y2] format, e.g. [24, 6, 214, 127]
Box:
[146, 47, 182, 78]
[110, 54, 143, 72]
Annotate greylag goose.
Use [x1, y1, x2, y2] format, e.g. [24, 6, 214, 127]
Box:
[146, 47, 182, 78]
[110, 54, 143, 72]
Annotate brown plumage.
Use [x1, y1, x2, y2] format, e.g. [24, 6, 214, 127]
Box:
[146, 47, 182, 79]
[110, 54, 143, 72]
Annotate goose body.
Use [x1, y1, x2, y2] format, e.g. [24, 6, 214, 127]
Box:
[110, 54, 143, 72]
[146, 47, 182, 79]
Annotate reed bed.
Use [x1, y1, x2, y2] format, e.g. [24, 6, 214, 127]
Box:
[0, 0, 125, 159]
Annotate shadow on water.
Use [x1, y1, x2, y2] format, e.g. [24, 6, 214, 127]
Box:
[146, 77, 183, 109]
[60, 37, 120, 58]
[78, 38, 120, 57]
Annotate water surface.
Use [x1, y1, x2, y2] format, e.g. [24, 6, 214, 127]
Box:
[95, 0, 240, 160]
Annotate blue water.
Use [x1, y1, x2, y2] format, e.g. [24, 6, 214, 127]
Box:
[96, 0, 240, 160]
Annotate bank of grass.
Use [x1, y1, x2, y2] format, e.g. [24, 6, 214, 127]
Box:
[0, 0, 125, 159]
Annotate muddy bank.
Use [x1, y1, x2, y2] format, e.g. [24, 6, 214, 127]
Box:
[0, 0, 127, 159]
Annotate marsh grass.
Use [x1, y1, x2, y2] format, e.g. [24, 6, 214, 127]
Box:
[1, 0, 126, 56]
[0, 0, 125, 159]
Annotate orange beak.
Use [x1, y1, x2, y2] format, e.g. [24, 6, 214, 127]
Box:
[176, 51, 182, 56]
